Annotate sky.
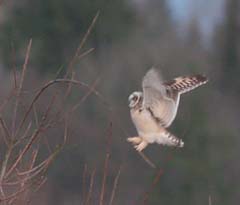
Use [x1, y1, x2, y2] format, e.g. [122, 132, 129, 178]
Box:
[168, 0, 225, 36]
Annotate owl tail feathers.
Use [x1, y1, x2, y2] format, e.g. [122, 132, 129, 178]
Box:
[159, 129, 184, 148]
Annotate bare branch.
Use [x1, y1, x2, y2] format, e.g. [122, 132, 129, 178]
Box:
[14, 121, 32, 146]
[109, 166, 122, 205]
[16, 78, 110, 135]
[5, 95, 56, 179]
[209, 195, 212, 205]
[70, 77, 100, 113]
[12, 39, 32, 136]
[142, 169, 164, 205]
[0, 116, 11, 146]
[138, 152, 156, 169]
[78, 48, 95, 59]
[0, 88, 15, 113]
[82, 164, 88, 204]
[85, 168, 96, 205]
[99, 153, 110, 205]
[65, 11, 100, 77]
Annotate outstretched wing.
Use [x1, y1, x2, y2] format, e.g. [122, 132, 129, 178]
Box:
[164, 74, 208, 95]
[142, 68, 179, 128]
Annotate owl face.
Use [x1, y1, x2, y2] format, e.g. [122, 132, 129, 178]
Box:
[128, 92, 143, 108]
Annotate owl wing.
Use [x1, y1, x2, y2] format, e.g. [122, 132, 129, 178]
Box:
[163, 74, 208, 95]
[142, 68, 178, 128]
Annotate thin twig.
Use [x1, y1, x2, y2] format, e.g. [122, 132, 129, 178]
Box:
[63, 116, 68, 146]
[109, 166, 122, 205]
[5, 95, 56, 179]
[64, 71, 75, 99]
[11, 41, 17, 89]
[0, 186, 6, 205]
[0, 144, 13, 205]
[209, 195, 212, 205]
[70, 77, 100, 113]
[0, 116, 11, 146]
[0, 88, 15, 113]
[20, 148, 39, 201]
[12, 39, 32, 136]
[33, 105, 39, 127]
[138, 152, 156, 169]
[82, 164, 88, 204]
[0, 143, 14, 188]
[65, 11, 99, 77]
[34, 176, 47, 193]
[5, 152, 56, 186]
[142, 169, 164, 205]
[14, 122, 32, 146]
[16, 78, 110, 135]
[99, 153, 110, 205]
[85, 168, 96, 205]
[78, 48, 95, 59]
[0, 175, 42, 203]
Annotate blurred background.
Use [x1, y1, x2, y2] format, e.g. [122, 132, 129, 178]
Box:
[0, 0, 239, 204]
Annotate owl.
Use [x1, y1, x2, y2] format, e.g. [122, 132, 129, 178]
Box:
[128, 68, 208, 152]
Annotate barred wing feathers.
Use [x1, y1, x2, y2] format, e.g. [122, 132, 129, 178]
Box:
[164, 75, 208, 95]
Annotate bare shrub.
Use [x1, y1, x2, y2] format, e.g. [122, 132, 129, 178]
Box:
[0, 12, 105, 204]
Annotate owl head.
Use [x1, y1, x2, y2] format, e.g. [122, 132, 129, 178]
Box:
[128, 92, 143, 108]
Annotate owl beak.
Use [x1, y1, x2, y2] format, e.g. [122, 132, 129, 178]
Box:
[128, 100, 132, 107]
[128, 96, 132, 106]
[129, 98, 137, 108]
[128, 98, 134, 107]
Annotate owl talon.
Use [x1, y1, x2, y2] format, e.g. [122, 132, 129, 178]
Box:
[127, 137, 142, 145]
[134, 141, 148, 152]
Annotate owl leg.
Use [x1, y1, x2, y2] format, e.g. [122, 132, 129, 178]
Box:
[127, 136, 142, 145]
[134, 140, 148, 152]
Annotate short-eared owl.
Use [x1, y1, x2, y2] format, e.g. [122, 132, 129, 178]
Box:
[128, 68, 208, 152]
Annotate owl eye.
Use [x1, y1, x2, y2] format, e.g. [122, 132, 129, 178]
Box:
[132, 96, 138, 101]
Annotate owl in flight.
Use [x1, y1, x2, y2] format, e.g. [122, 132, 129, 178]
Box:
[128, 68, 208, 152]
